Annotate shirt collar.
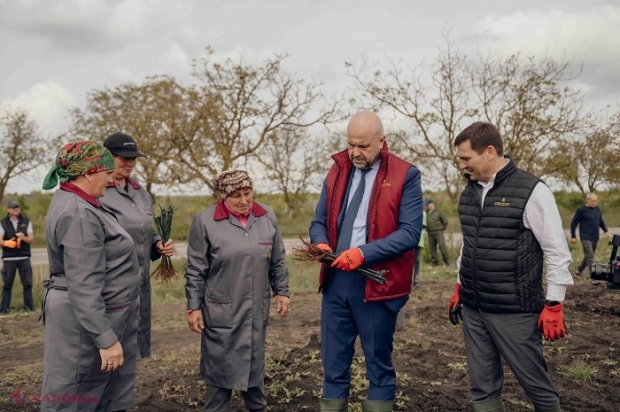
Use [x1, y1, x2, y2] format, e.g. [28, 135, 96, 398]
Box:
[60, 182, 101, 207]
[106, 177, 141, 190]
[355, 158, 381, 174]
[477, 158, 510, 189]
[213, 199, 268, 221]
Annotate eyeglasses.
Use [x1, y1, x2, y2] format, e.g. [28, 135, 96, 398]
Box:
[8, 206, 19, 209]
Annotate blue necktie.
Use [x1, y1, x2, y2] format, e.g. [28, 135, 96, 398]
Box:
[336, 168, 371, 253]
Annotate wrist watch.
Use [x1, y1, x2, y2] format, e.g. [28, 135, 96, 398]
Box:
[544, 300, 560, 307]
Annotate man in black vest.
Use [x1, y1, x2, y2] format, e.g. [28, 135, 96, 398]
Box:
[447, 122, 573, 412]
[0, 200, 35, 314]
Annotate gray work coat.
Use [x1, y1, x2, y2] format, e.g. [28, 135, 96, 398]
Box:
[185, 200, 289, 391]
[42, 186, 140, 411]
[99, 179, 161, 358]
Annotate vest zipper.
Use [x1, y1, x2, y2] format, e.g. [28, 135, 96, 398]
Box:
[471, 186, 485, 306]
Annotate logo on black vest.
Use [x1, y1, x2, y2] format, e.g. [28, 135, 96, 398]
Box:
[494, 198, 510, 207]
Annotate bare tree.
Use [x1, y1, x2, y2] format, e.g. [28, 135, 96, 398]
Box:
[556, 111, 620, 194]
[0, 109, 50, 205]
[472, 53, 587, 178]
[178, 47, 343, 192]
[254, 128, 333, 217]
[347, 44, 588, 202]
[347, 45, 477, 202]
[68, 75, 206, 200]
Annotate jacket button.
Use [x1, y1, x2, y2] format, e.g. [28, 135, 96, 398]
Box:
[244, 232, 248, 236]
[131, 203, 135, 207]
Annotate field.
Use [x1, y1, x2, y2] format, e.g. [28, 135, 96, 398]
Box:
[1, 243, 620, 411]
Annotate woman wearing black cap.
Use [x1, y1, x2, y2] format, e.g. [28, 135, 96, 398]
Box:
[100, 132, 174, 359]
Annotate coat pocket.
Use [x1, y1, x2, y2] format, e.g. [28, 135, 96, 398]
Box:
[258, 238, 273, 259]
[77, 302, 133, 382]
[205, 298, 233, 329]
[263, 291, 271, 324]
[105, 302, 132, 339]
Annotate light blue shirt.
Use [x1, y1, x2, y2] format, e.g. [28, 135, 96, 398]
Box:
[345, 160, 380, 249]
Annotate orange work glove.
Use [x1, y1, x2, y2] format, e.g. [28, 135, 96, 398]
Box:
[537, 302, 566, 341]
[3, 238, 18, 249]
[316, 243, 332, 252]
[448, 283, 463, 325]
[331, 248, 365, 272]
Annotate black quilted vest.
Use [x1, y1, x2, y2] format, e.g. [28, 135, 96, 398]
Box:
[1, 215, 31, 259]
[458, 159, 544, 313]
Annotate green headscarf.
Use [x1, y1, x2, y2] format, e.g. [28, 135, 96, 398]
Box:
[42, 141, 115, 190]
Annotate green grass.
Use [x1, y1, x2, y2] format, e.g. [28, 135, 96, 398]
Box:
[18, 191, 321, 247]
[3, 257, 323, 312]
[558, 358, 597, 382]
[4, 231, 612, 313]
[15, 189, 620, 248]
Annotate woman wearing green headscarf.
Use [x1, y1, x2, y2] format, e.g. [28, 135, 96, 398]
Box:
[41, 141, 141, 412]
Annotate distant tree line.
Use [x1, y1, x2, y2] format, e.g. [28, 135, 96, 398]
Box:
[2, 44, 619, 210]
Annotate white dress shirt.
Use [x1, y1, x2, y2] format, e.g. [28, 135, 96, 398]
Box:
[456, 160, 574, 302]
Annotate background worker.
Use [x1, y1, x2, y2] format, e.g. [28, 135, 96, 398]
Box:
[425, 199, 451, 266]
[0, 199, 35, 314]
[570, 192, 610, 277]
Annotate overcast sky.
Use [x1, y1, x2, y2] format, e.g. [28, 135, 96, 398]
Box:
[1, 0, 619, 195]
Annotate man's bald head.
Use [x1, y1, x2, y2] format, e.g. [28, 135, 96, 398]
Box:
[586, 193, 599, 208]
[346, 111, 385, 169]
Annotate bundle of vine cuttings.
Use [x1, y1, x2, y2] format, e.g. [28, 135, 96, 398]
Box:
[291, 236, 387, 284]
[152, 204, 178, 285]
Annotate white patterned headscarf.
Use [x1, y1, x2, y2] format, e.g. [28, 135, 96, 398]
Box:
[212, 169, 253, 198]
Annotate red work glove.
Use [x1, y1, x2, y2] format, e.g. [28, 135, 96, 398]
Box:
[3, 238, 18, 249]
[537, 302, 566, 341]
[316, 243, 332, 252]
[331, 248, 365, 272]
[447, 283, 463, 325]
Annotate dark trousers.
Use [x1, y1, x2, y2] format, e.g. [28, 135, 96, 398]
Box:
[204, 383, 265, 412]
[1, 258, 33, 311]
[138, 266, 152, 358]
[428, 231, 450, 265]
[462, 305, 560, 410]
[321, 270, 399, 400]
[577, 239, 598, 274]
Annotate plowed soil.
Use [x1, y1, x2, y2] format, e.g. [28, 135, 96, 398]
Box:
[1, 278, 620, 411]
